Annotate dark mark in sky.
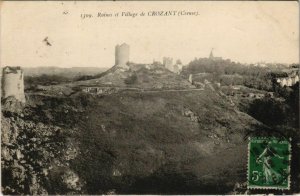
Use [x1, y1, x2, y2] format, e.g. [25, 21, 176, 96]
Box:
[43, 37, 52, 46]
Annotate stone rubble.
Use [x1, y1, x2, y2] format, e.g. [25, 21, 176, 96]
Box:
[1, 98, 84, 194]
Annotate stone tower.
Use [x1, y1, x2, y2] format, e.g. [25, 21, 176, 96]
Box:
[115, 43, 130, 66]
[163, 57, 173, 71]
[1, 66, 25, 103]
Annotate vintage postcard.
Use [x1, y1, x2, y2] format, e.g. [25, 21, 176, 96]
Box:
[0, 1, 299, 195]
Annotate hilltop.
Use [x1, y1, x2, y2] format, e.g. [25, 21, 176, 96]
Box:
[28, 63, 195, 97]
[71, 63, 194, 90]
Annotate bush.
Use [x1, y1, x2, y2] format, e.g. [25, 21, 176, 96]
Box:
[247, 98, 288, 126]
[124, 73, 138, 85]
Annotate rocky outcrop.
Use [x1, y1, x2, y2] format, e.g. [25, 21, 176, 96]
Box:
[229, 182, 249, 194]
[1, 97, 25, 114]
[182, 108, 199, 122]
[1, 104, 83, 194]
[61, 169, 83, 192]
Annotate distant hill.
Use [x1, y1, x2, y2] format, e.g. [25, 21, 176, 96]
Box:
[23, 66, 109, 78]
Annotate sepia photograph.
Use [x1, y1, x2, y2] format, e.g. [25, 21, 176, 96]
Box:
[0, 1, 299, 195]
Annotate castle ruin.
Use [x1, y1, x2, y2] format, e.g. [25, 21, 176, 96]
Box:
[115, 43, 130, 68]
[188, 74, 193, 83]
[1, 66, 25, 103]
[163, 57, 173, 71]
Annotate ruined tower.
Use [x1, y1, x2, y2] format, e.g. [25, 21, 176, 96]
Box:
[1, 66, 25, 103]
[115, 43, 130, 66]
[163, 57, 173, 71]
[188, 74, 193, 84]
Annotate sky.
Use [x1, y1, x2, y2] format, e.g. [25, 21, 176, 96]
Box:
[0, 1, 299, 68]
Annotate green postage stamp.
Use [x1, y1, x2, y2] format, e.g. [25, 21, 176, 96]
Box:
[247, 137, 291, 190]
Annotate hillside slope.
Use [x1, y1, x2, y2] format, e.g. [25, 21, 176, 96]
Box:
[73, 64, 194, 89]
[2, 88, 274, 194]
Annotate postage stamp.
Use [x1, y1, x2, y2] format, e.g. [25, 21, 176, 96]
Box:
[247, 137, 291, 190]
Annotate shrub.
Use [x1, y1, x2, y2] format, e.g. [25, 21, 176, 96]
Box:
[124, 73, 138, 85]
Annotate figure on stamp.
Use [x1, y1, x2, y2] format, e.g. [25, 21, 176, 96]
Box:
[256, 143, 284, 185]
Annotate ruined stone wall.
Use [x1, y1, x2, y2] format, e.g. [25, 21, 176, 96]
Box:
[1, 66, 25, 103]
[188, 74, 193, 83]
[163, 57, 173, 71]
[115, 43, 130, 66]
